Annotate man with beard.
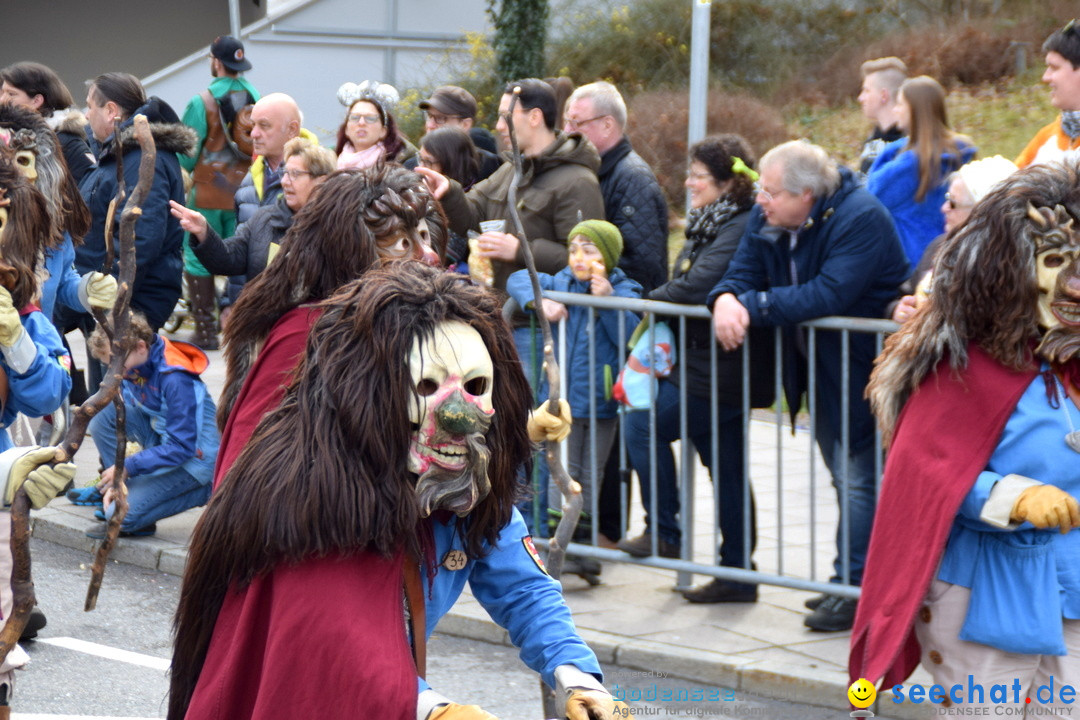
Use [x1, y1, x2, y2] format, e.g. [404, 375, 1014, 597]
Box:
[170, 262, 623, 718]
[850, 160, 1080, 714]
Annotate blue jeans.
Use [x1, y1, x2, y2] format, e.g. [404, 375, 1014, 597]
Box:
[814, 412, 877, 587]
[90, 401, 211, 531]
[513, 325, 549, 536]
[624, 379, 755, 566]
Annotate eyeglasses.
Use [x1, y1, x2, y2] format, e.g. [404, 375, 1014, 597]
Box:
[944, 193, 972, 210]
[754, 183, 787, 202]
[687, 170, 714, 181]
[347, 113, 381, 125]
[282, 169, 314, 180]
[424, 110, 462, 126]
[564, 115, 607, 131]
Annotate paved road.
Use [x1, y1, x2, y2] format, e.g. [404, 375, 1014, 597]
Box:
[10, 539, 847, 719]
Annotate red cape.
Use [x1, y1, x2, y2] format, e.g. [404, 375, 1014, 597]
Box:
[848, 345, 1038, 688]
[186, 551, 415, 719]
[214, 306, 323, 490]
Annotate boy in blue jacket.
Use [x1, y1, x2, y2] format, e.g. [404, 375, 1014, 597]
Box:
[81, 312, 219, 538]
[507, 220, 640, 531]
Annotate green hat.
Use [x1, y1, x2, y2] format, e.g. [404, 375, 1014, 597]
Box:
[568, 219, 623, 272]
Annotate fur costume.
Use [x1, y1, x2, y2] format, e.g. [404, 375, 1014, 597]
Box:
[852, 160, 1080, 689]
[0, 103, 88, 249]
[169, 264, 534, 719]
[217, 165, 444, 430]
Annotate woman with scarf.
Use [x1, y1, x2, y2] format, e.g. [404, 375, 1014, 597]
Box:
[617, 135, 775, 603]
[334, 80, 416, 170]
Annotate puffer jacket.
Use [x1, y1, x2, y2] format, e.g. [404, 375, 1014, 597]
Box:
[193, 194, 294, 305]
[599, 137, 669, 295]
[506, 266, 641, 419]
[45, 107, 95, 183]
[651, 209, 773, 407]
[122, 334, 219, 483]
[78, 97, 194, 331]
[440, 131, 605, 305]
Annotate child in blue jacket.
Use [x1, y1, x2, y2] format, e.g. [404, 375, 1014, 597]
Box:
[81, 312, 219, 538]
[507, 220, 641, 520]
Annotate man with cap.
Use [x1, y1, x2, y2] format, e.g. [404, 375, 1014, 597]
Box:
[1017, 19, 1080, 167]
[411, 85, 501, 180]
[179, 35, 260, 349]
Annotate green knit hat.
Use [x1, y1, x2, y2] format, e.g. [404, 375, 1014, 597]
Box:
[568, 219, 623, 272]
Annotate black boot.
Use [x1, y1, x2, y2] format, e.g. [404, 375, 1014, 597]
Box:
[186, 272, 219, 350]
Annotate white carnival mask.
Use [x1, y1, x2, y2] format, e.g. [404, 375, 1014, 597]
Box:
[408, 320, 496, 515]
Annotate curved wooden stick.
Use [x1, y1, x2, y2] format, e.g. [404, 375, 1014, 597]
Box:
[84, 114, 154, 610]
[503, 88, 586, 720]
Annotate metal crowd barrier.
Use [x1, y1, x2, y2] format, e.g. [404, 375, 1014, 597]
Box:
[528, 290, 898, 601]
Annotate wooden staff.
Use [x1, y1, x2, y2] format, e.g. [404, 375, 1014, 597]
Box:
[502, 87, 586, 719]
[82, 114, 154, 610]
[0, 114, 151, 664]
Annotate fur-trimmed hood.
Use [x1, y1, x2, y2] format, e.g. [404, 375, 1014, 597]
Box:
[44, 107, 89, 139]
[95, 97, 196, 161]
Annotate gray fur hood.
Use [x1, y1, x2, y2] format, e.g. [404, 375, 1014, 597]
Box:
[44, 107, 89, 138]
[97, 120, 197, 161]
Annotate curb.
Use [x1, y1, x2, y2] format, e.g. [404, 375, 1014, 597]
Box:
[29, 510, 915, 719]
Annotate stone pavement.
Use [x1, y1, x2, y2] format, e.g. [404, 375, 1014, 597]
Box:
[27, 330, 932, 719]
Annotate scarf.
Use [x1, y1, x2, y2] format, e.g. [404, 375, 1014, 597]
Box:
[337, 141, 385, 170]
[1062, 111, 1080, 141]
[684, 197, 741, 243]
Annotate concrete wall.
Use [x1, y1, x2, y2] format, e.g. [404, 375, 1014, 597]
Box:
[0, 0, 266, 105]
[143, 0, 490, 147]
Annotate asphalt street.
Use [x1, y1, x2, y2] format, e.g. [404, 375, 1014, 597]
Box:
[10, 538, 848, 719]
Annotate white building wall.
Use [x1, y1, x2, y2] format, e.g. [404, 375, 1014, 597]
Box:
[145, 0, 490, 147]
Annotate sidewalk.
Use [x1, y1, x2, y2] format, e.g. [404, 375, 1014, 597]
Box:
[31, 331, 930, 719]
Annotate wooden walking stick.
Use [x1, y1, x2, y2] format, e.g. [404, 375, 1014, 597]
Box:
[0, 115, 150, 666]
[501, 86, 586, 719]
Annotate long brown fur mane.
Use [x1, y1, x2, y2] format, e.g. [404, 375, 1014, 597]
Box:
[169, 263, 532, 719]
[0, 102, 90, 246]
[218, 164, 444, 430]
[868, 160, 1080, 443]
[0, 149, 51, 308]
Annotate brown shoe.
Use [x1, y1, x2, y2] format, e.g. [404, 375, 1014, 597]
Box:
[616, 532, 680, 559]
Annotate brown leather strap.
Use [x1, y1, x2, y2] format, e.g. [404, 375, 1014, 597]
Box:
[199, 90, 225, 153]
[404, 551, 427, 679]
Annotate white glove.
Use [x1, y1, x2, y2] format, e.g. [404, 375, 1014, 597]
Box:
[0, 286, 23, 347]
[85, 272, 118, 309]
[5, 446, 76, 509]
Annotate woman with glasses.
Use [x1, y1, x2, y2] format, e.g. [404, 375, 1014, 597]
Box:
[617, 135, 775, 604]
[334, 80, 416, 170]
[170, 137, 337, 323]
[866, 75, 975, 268]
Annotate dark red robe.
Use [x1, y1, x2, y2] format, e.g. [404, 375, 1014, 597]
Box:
[189, 307, 415, 718]
[185, 551, 415, 719]
[848, 345, 1038, 688]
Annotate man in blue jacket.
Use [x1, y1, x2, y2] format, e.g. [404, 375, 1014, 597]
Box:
[708, 140, 909, 632]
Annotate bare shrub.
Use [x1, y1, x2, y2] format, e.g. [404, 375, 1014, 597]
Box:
[626, 88, 790, 207]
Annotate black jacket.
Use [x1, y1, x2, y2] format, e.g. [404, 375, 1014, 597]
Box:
[192, 194, 294, 305]
[78, 97, 194, 331]
[651, 209, 773, 405]
[599, 137, 668, 295]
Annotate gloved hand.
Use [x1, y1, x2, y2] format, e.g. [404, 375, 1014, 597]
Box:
[5, 446, 76, 509]
[85, 272, 118, 309]
[1010, 484, 1080, 533]
[0, 286, 23, 347]
[426, 703, 500, 720]
[565, 689, 633, 720]
[527, 399, 572, 443]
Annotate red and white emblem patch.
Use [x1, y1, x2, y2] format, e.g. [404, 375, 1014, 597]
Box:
[522, 536, 547, 575]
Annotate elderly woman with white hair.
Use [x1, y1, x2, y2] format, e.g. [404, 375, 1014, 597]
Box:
[890, 155, 1019, 323]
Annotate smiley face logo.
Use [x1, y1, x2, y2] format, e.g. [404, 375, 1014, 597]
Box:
[848, 678, 877, 709]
